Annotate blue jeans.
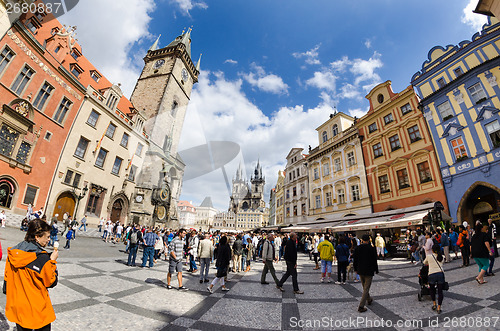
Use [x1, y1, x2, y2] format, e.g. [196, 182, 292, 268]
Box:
[49, 235, 57, 246]
[279, 247, 283, 261]
[190, 254, 197, 271]
[489, 254, 495, 274]
[102, 230, 108, 239]
[141, 246, 154, 267]
[200, 257, 210, 280]
[242, 255, 247, 269]
[128, 245, 138, 266]
[79, 223, 86, 231]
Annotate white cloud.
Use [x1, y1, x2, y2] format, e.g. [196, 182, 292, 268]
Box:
[350, 51, 383, 86]
[224, 59, 238, 64]
[364, 39, 372, 49]
[330, 56, 351, 73]
[242, 63, 289, 94]
[340, 83, 361, 99]
[348, 107, 369, 119]
[292, 44, 321, 65]
[179, 71, 332, 210]
[461, 0, 488, 31]
[171, 0, 208, 15]
[59, 0, 156, 97]
[305, 71, 337, 92]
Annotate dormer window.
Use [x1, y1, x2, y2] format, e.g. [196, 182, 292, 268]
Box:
[51, 27, 59, 35]
[71, 49, 81, 61]
[106, 94, 118, 109]
[70, 63, 83, 79]
[35, 12, 45, 22]
[90, 70, 101, 83]
[25, 19, 40, 34]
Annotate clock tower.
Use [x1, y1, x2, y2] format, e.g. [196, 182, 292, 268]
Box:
[129, 29, 200, 227]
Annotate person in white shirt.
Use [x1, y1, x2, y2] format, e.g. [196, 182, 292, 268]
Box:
[0, 210, 6, 227]
[274, 235, 282, 261]
[98, 218, 105, 232]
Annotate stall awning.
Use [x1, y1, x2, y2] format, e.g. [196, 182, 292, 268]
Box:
[281, 225, 325, 233]
[329, 211, 428, 232]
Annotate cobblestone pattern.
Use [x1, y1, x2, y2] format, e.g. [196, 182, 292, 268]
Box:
[0, 227, 499, 330]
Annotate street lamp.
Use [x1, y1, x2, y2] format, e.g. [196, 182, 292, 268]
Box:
[73, 184, 89, 219]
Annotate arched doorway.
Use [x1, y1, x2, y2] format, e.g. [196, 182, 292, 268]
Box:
[0, 178, 16, 209]
[111, 199, 123, 222]
[459, 182, 500, 224]
[53, 192, 76, 221]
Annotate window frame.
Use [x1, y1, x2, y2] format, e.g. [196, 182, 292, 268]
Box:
[74, 137, 89, 159]
[383, 113, 394, 125]
[437, 101, 454, 121]
[417, 161, 432, 183]
[397, 168, 410, 189]
[450, 136, 468, 161]
[322, 131, 328, 143]
[105, 122, 117, 139]
[11, 65, 35, 96]
[120, 133, 129, 148]
[351, 184, 360, 201]
[468, 82, 487, 104]
[389, 134, 401, 151]
[368, 122, 377, 133]
[95, 148, 108, 168]
[33, 81, 54, 111]
[347, 151, 356, 167]
[337, 188, 345, 204]
[86, 110, 100, 128]
[373, 142, 383, 158]
[378, 174, 390, 193]
[332, 124, 338, 137]
[401, 103, 412, 116]
[53, 97, 72, 125]
[485, 120, 500, 148]
[22, 185, 38, 206]
[111, 157, 123, 175]
[408, 125, 421, 143]
[0, 46, 15, 76]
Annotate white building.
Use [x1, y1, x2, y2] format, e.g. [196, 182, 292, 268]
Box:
[284, 148, 309, 225]
[194, 196, 218, 231]
[178, 200, 196, 228]
[212, 210, 236, 231]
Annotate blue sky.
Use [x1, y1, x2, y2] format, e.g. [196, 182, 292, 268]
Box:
[61, 0, 488, 210]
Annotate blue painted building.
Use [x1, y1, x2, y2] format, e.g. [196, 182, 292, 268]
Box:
[411, 17, 500, 224]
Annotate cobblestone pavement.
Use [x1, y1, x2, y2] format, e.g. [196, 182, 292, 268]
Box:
[0, 227, 499, 330]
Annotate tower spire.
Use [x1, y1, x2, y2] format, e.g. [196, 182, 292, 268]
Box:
[181, 27, 192, 58]
[149, 34, 161, 52]
[196, 53, 202, 71]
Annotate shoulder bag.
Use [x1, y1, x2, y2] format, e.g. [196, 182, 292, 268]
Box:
[432, 254, 449, 291]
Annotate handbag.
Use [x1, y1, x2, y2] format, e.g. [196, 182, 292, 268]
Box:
[432, 254, 449, 291]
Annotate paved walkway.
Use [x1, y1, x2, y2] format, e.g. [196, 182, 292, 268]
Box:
[0, 227, 499, 330]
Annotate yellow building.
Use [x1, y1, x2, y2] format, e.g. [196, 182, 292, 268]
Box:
[275, 170, 285, 225]
[307, 112, 371, 220]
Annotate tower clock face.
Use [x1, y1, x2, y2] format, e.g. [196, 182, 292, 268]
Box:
[181, 68, 189, 81]
[153, 59, 165, 69]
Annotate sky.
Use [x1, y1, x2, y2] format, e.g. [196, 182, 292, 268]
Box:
[59, 0, 490, 211]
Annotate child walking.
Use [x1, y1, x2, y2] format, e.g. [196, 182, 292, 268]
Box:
[64, 228, 74, 249]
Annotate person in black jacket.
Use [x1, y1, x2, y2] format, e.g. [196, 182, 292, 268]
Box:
[208, 236, 231, 293]
[353, 234, 379, 312]
[276, 232, 304, 294]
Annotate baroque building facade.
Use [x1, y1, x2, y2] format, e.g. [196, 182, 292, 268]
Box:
[411, 17, 500, 223]
[358, 81, 448, 213]
[275, 170, 285, 225]
[307, 112, 371, 220]
[283, 148, 309, 225]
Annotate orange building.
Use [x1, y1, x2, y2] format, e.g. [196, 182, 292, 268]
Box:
[0, 11, 86, 215]
[358, 81, 448, 213]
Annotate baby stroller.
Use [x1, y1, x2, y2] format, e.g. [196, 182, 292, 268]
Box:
[417, 264, 430, 301]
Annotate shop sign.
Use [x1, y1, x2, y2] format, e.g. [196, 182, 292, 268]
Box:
[490, 212, 500, 221]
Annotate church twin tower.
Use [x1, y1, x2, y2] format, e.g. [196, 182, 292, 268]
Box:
[229, 162, 266, 214]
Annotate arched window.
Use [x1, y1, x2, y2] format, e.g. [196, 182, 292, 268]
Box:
[322, 131, 327, 143]
[332, 124, 338, 137]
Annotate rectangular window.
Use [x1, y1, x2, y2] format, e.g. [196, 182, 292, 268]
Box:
[454, 67, 464, 76]
[373, 143, 383, 158]
[74, 137, 89, 159]
[384, 113, 394, 125]
[0, 124, 19, 157]
[105, 123, 117, 138]
[286, 190, 290, 199]
[128, 165, 137, 182]
[71, 50, 79, 60]
[347, 151, 355, 167]
[135, 143, 143, 157]
[23, 186, 38, 205]
[90, 70, 101, 82]
[86, 194, 99, 214]
[53, 98, 72, 124]
[325, 192, 332, 206]
[0, 47, 15, 74]
[315, 195, 321, 209]
[95, 148, 108, 168]
[397, 169, 410, 189]
[313, 168, 319, 180]
[379, 175, 390, 193]
[337, 189, 345, 204]
[11, 65, 34, 95]
[408, 125, 421, 143]
[486, 120, 500, 147]
[70, 63, 83, 78]
[323, 163, 330, 176]
[87, 110, 100, 127]
[368, 122, 377, 133]
[468, 82, 487, 104]
[389, 134, 401, 151]
[417, 161, 432, 183]
[301, 203, 306, 215]
[351, 185, 360, 201]
[33, 82, 54, 110]
[300, 183, 305, 194]
[111, 157, 123, 175]
[451, 137, 468, 160]
[334, 158, 341, 172]
[437, 101, 453, 121]
[16, 141, 31, 164]
[286, 207, 290, 217]
[26, 20, 38, 34]
[437, 77, 446, 88]
[72, 173, 81, 188]
[293, 205, 297, 216]
[63, 170, 74, 184]
[293, 187, 297, 197]
[120, 133, 129, 148]
[401, 103, 412, 116]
